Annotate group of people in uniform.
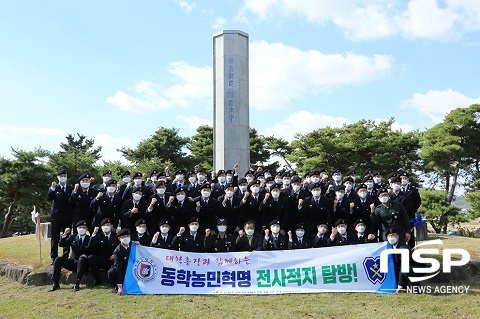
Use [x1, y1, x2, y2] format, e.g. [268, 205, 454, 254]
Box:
[47, 165, 421, 294]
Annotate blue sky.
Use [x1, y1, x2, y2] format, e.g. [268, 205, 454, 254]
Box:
[1, 0, 480, 164]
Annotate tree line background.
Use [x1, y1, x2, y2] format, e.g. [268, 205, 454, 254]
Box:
[1, 104, 480, 237]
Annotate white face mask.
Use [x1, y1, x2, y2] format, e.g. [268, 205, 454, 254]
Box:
[333, 175, 342, 182]
[226, 175, 233, 182]
[77, 228, 87, 235]
[103, 176, 111, 183]
[312, 190, 321, 197]
[198, 175, 206, 181]
[358, 191, 367, 199]
[271, 191, 280, 199]
[321, 173, 329, 180]
[188, 177, 196, 184]
[392, 184, 401, 191]
[80, 182, 90, 189]
[266, 183, 274, 189]
[374, 177, 382, 184]
[133, 179, 142, 186]
[102, 225, 111, 233]
[151, 176, 157, 182]
[345, 184, 353, 191]
[264, 173, 272, 179]
[176, 194, 185, 202]
[283, 179, 291, 185]
[318, 226, 327, 234]
[189, 224, 199, 232]
[312, 177, 320, 183]
[379, 196, 389, 203]
[336, 192, 345, 199]
[133, 194, 142, 201]
[296, 230, 305, 238]
[136, 227, 146, 234]
[365, 182, 374, 189]
[107, 186, 116, 193]
[388, 237, 398, 245]
[122, 177, 131, 183]
[251, 186, 260, 194]
[292, 185, 301, 192]
[274, 178, 282, 184]
[121, 237, 131, 245]
[239, 185, 247, 192]
[357, 226, 366, 233]
[337, 227, 347, 235]
[246, 176, 254, 183]
[226, 190, 234, 198]
[176, 175, 184, 181]
[58, 176, 67, 183]
[157, 188, 166, 195]
[401, 179, 408, 186]
[259, 178, 265, 184]
[271, 226, 280, 234]
[351, 176, 356, 181]
[218, 176, 226, 183]
[201, 191, 211, 198]
[217, 225, 227, 232]
[160, 227, 170, 234]
[245, 229, 255, 236]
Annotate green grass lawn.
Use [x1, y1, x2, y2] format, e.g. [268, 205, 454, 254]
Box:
[0, 234, 479, 319]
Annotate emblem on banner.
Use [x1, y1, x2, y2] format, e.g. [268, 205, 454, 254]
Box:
[363, 257, 385, 284]
[133, 257, 158, 283]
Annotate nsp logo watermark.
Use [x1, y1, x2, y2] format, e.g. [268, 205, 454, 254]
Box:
[379, 239, 470, 283]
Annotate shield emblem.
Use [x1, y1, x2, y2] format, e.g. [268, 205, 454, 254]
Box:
[139, 263, 151, 278]
[363, 257, 385, 284]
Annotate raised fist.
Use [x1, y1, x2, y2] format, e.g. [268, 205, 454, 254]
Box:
[196, 201, 201, 207]
[264, 193, 270, 200]
[368, 234, 375, 240]
[179, 227, 185, 235]
[287, 230, 292, 238]
[331, 227, 338, 236]
[132, 207, 138, 214]
[238, 230, 244, 237]
[97, 192, 103, 199]
[151, 198, 157, 205]
[244, 191, 250, 199]
[52, 181, 57, 188]
[205, 228, 211, 237]
[64, 228, 71, 235]
[298, 199, 304, 207]
[93, 227, 99, 234]
[168, 197, 175, 204]
[74, 184, 79, 192]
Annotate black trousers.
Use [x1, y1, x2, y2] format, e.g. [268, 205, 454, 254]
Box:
[87, 255, 112, 281]
[51, 256, 89, 283]
[50, 220, 72, 260]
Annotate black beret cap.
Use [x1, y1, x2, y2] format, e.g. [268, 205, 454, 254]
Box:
[268, 219, 280, 227]
[387, 172, 398, 179]
[225, 169, 234, 174]
[319, 168, 328, 173]
[159, 219, 170, 226]
[294, 222, 305, 230]
[398, 171, 408, 177]
[196, 168, 206, 174]
[334, 219, 347, 227]
[390, 176, 402, 183]
[76, 220, 88, 227]
[374, 171, 382, 176]
[174, 187, 185, 194]
[224, 183, 234, 189]
[150, 170, 159, 177]
[120, 171, 131, 178]
[334, 185, 346, 191]
[56, 169, 67, 176]
[270, 183, 281, 190]
[354, 218, 366, 227]
[200, 183, 211, 190]
[291, 176, 302, 184]
[238, 177, 248, 184]
[265, 177, 274, 183]
[117, 228, 130, 237]
[217, 169, 226, 175]
[174, 169, 186, 175]
[188, 216, 200, 224]
[157, 171, 167, 177]
[216, 218, 227, 225]
[105, 179, 117, 187]
[385, 228, 399, 236]
[248, 180, 261, 187]
[346, 170, 356, 176]
[377, 187, 389, 196]
[363, 176, 374, 182]
[343, 177, 354, 183]
[78, 173, 91, 181]
[355, 183, 368, 191]
[317, 220, 329, 227]
[154, 181, 166, 188]
[135, 219, 146, 227]
[103, 170, 112, 176]
[364, 169, 374, 176]
[100, 218, 111, 226]
[132, 187, 143, 193]
[311, 182, 322, 190]
[245, 170, 255, 176]
[132, 172, 143, 179]
[282, 171, 292, 178]
[332, 169, 342, 174]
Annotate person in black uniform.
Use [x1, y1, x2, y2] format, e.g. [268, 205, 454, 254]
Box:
[385, 228, 413, 293]
[193, 184, 218, 232]
[216, 183, 242, 233]
[47, 169, 74, 263]
[117, 171, 131, 199]
[352, 218, 376, 244]
[259, 184, 290, 231]
[285, 176, 309, 232]
[166, 186, 194, 233]
[399, 171, 422, 247]
[92, 169, 113, 191]
[90, 179, 122, 229]
[171, 217, 205, 252]
[261, 219, 288, 250]
[120, 187, 147, 233]
[108, 228, 131, 295]
[331, 185, 350, 222]
[151, 219, 175, 249]
[288, 222, 311, 249]
[299, 182, 333, 235]
[349, 183, 376, 230]
[49, 220, 92, 292]
[131, 219, 152, 246]
[70, 173, 98, 233]
[87, 218, 118, 286]
[327, 219, 356, 246]
[312, 221, 330, 248]
[145, 181, 173, 235]
[235, 219, 261, 251]
[239, 180, 264, 229]
[204, 218, 236, 252]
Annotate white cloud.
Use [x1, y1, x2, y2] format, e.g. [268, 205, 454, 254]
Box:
[373, 119, 416, 132]
[261, 110, 351, 141]
[401, 89, 480, 123]
[241, 0, 480, 41]
[250, 40, 393, 110]
[94, 134, 132, 164]
[213, 17, 226, 30]
[176, 0, 196, 14]
[106, 61, 212, 114]
[177, 115, 213, 131]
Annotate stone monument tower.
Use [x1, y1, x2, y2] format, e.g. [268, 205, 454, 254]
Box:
[213, 30, 250, 174]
